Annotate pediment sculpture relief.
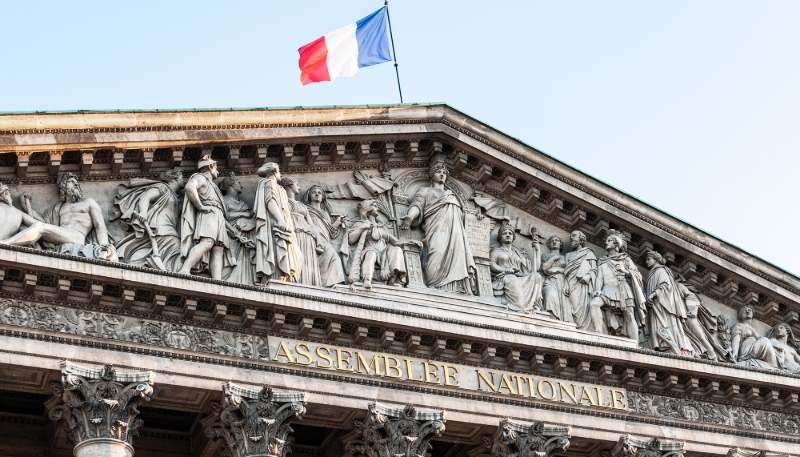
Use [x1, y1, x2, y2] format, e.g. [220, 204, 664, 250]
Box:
[0, 153, 798, 374]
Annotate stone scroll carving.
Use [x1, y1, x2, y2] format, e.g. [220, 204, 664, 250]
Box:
[201, 382, 307, 457]
[601, 435, 684, 457]
[344, 403, 446, 457]
[627, 391, 800, 436]
[45, 361, 155, 449]
[0, 299, 269, 360]
[482, 419, 570, 457]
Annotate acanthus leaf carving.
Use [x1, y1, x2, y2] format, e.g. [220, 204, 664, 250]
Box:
[482, 418, 570, 457]
[601, 435, 684, 457]
[201, 382, 307, 457]
[45, 360, 155, 447]
[344, 402, 446, 457]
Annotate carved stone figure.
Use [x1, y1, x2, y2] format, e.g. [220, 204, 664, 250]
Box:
[303, 184, 346, 287]
[482, 419, 570, 457]
[220, 172, 257, 285]
[588, 231, 646, 339]
[281, 176, 321, 286]
[46, 361, 155, 457]
[344, 199, 421, 290]
[254, 162, 301, 283]
[1, 172, 117, 261]
[541, 236, 569, 321]
[730, 306, 781, 370]
[112, 168, 184, 271]
[344, 403, 445, 457]
[0, 182, 26, 240]
[201, 383, 307, 457]
[400, 162, 476, 294]
[490, 222, 543, 313]
[767, 323, 800, 373]
[178, 155, 238, 280]
[644, 251, 694, 356]
[563, 230, 597, 330]
[674, 277, 730, 361]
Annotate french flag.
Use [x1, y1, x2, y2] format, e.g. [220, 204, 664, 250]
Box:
[298, 7, 392, 85]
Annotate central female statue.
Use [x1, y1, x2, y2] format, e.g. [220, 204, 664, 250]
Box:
[400, 162, 476, 294]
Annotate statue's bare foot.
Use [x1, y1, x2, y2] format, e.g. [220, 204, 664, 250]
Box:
[363, 279, 373, 290]
[176, 269, 191, 276]
[349, 283, 357, 292]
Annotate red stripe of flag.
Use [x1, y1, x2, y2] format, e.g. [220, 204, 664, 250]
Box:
[298, 36, 331, 86]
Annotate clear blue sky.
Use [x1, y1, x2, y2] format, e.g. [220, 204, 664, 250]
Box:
[3, 1, 799, 274]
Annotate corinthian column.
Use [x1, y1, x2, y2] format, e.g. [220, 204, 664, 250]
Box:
[602, 435, 685, 457]
[45, 361, 155, 457]
[482, 419, 570, 457]
[344, 402, 446, 457]
[201, 382, 307, 457]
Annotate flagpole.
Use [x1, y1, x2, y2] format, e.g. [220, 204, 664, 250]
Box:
[385, 1, 404, 103]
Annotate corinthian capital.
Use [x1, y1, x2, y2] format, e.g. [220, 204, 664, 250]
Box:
[602, 435, 684, 457]
[202, 382, 307, 457]
[483, 419, 570, 457]
[345, 402, 446, 457]
[45, 361, 155, 448]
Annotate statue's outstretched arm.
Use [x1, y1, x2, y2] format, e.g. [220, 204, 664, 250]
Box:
[89, 200, 109, 245]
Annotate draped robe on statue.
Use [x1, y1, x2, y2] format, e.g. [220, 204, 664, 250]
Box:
[407, 187, 475, 294]
[254, 177, 301, 282]
[305, 205, 346, 287]
[180, 173, 235, 274]
[287, 200, 321, 286]
[490, 246, 543, 313]
[732, 323, 781, 370]
[541, 252, 569, 321]
[222, 196, 257, 285]
[644, 265, 693, 355]
[112, 179, 182, 271]
[595, 253, 646, 335]
[564, 247, 597, 330]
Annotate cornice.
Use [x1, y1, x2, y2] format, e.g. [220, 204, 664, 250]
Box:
[1, 244, 799, 390]
[1, 332, 799, 447]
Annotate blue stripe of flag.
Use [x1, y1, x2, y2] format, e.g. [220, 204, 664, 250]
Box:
[355, 7, 392, 68]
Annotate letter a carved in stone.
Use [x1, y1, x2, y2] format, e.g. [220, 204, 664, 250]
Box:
[482, 418, 570, 457]
[201, 382, 307, 457]
[45, 361, 155, 457]
[345, 402, 446, 457]
[602, 435, 685, 457]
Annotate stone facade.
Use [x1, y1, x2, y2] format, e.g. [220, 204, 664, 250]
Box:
[0, 105, 797, 456]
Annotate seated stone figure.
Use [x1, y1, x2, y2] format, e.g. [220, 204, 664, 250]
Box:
[0, 172, 116, 261]
[490, 222, 543, 313]
[767, 323, 800, 373]
[730, 305, 781, 370]
[343, 199, 421, 290]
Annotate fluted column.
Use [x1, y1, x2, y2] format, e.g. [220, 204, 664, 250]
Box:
[482, 418, 570, 457]
[201, 382, 307, 457]
[45, 361, 155, 457]
[345, 402, 446, 457]
[602, 435, 685, 457]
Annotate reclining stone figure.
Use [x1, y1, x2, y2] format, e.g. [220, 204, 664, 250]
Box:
[0, 173, 116, 261]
